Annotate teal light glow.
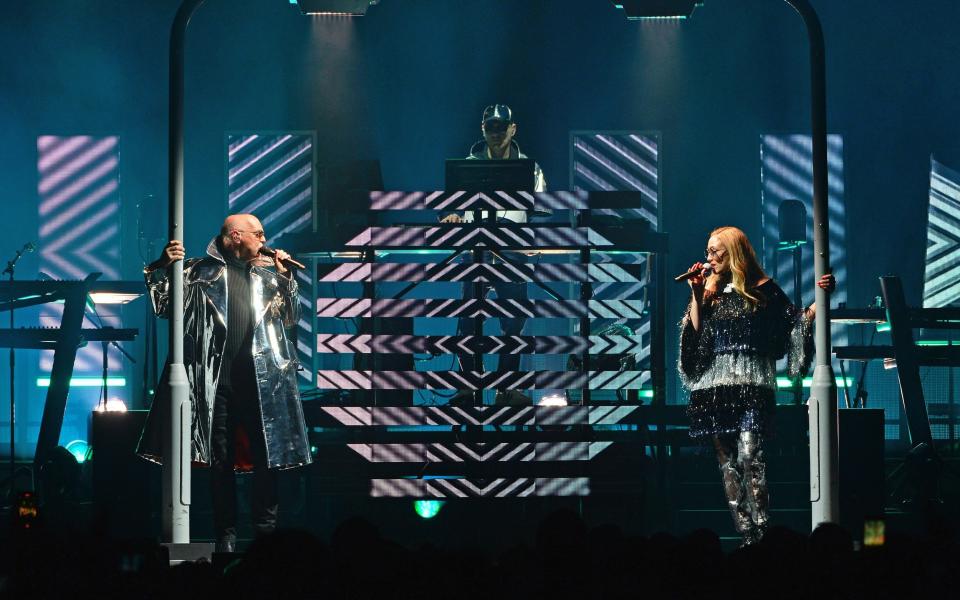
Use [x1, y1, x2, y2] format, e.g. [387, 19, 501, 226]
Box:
[65, 439, 91, 464]
[875, 321, 891, 333]
[776, 377, 854, 389]
[777, 241, 808, 250]
[413, 499, 445, 519]
[37, 377, 126, 388]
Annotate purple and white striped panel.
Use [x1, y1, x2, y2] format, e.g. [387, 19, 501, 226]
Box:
[370, 477, 589, 498]
[36, 135, 122, 376]
[368, 191, 590, 211]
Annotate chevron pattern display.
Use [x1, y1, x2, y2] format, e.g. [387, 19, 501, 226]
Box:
[370, 190, 590, 211]
[319, 261, 641, 283]
[316, 334, 646, 355]
[227, 132, 316, 384]
[923, 158, 960, 308]
[343, 226, 613, 249]
[315, 298, 647, 319]
[323, 404, 631, 496]
[315, 370, 647, 390]
[321, 405, 638, 427]
[370, 478, 590, 498]
[358, 444, 590, 463]
[35, 135, 124, 449]
[312, 188, 662, 497]
[570, 132, 660, 404]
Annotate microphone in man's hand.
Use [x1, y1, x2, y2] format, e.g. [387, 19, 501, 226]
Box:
[259, 245, 306, 270]
[674, 265, 713, 282]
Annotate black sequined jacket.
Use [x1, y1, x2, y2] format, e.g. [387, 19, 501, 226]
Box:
[679, 279, 813, 394]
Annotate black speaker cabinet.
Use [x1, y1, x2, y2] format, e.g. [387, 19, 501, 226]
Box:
[91, 410, 160, 539]
[838, 408, 885, 540]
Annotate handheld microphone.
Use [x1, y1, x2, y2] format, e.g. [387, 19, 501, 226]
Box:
[674, 265, 712, 282]
[259, 245, 306, 270]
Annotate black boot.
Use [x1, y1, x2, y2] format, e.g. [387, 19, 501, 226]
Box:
[744, 523, 767, 546]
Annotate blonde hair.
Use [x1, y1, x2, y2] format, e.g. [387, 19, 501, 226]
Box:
[707, 226, 768, 308]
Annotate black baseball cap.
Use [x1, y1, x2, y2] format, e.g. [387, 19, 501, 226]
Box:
[482, 104, 513, 124]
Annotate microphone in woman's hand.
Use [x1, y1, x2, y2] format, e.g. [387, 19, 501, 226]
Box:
[674, 265, 712, 283]
[259, 245, 306, 270]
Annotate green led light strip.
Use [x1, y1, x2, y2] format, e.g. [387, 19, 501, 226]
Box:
[776, 377, 854, 389]
[37, 377, 127, 388]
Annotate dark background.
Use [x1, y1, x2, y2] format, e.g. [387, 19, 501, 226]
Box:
[2, 0, 958, 433]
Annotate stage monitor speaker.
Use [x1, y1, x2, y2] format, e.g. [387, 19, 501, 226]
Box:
[92, 410, 159, 539]
[778, 199, 807, 245]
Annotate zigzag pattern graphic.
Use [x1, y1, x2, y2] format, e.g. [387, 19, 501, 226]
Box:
[321, 405, 638, 427]
[316, 334, 646, 355]
[323, 405, 634, 497]
[37, 135, 122, 374]
[570, 132, 660, 396]
[315, 370, 648, 390]
[315, 298, 646, 319]
[318, 261, 640, 283]
[369, 191, 590, 211]
[311, 180, 660, 496]
[923, 158, 960, 307]
[369, 477, 589, 498]
[344, 226, 613, 249]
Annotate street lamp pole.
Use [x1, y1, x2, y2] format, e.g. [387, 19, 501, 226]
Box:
[163, 0, 206, 545]
[782, 0, 839, 527]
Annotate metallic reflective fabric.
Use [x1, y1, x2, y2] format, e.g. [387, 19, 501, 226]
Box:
[679, 279, 813, 438]
[716, 431, 769, 545]
[137, 238, 312, 470]
[738, 431, 768, 530]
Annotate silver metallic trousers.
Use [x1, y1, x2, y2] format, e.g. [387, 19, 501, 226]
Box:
[713, 431, 768, 542]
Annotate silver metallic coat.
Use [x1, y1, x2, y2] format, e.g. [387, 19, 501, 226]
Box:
[137, 238, 312, 470]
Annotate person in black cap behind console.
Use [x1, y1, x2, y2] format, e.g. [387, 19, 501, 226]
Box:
[468, 104, 546, 191]
[443, 105, 547, 405]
